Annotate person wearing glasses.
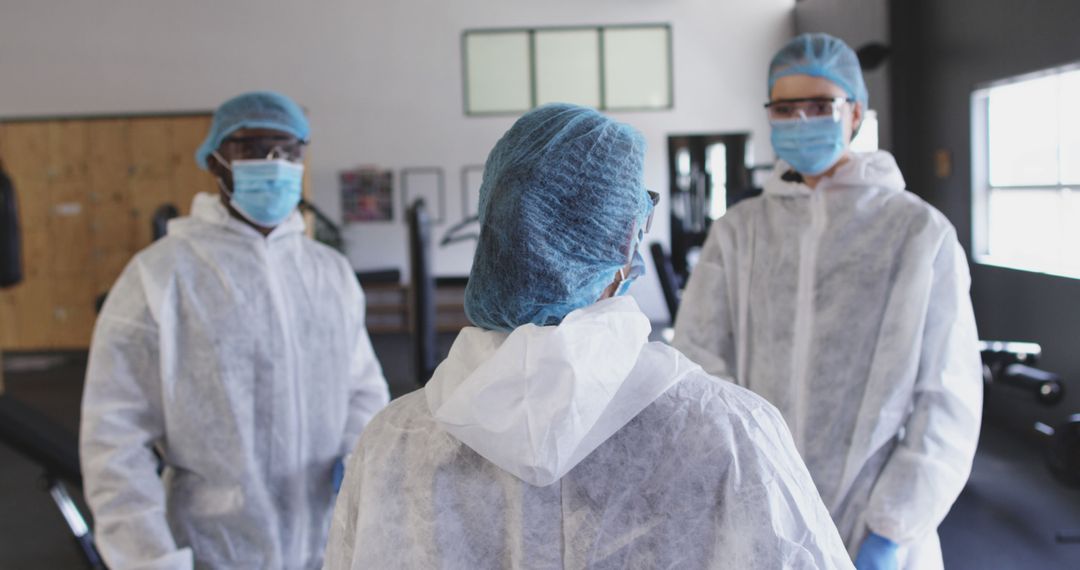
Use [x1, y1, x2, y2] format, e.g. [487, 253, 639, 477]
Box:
[80, 91, 390, 569]
[323, 104, 853, 569]
[673, 34, 982, 570]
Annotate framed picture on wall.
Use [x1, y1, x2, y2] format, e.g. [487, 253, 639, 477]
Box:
[341, 167, 394, 222]
[401, 167, 446, 224]
[461, 164, 485, 218]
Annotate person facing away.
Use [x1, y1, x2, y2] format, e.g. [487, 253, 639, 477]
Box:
[79, 91, 390, 570]
[673, 33, 983, 570]
[323, 103, 855, 569]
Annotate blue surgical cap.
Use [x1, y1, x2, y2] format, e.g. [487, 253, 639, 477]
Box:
[768, 33, 868, 108]
[464, 103, 653, 332]
[195, 91, 310, 169]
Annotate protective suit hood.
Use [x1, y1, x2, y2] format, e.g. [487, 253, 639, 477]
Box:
[426, 295, 663, 487]
[167, 192, 305, 241]
[766, 150, 906, 197]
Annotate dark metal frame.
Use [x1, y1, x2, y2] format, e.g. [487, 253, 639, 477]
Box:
[461, 23, 674, 116]
[400, 167, 446, 224]
[407, 200, 438, 387]
[666, 132, 753, 280]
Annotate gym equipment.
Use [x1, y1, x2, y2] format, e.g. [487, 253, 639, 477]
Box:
[1034, 415, 1080, 490]
[981, 341, 1079, 493]
[0, 394, 104, 568]
[980, 341, 1065, 406]
[649, 242, 682, 325]
[407, 199, 436, 387]
[0, 164, 23, 288]
[151, 204, 179, 242]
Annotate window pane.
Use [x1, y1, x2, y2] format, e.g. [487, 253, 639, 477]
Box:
[987, 188, 1080, 276]
[988, 75, 1059, 186]
[535, 30, 601, 108]
[850, 109, 879, 152]
[602, 27, 671, 109]
[1060, 70, 1080, 185]
[465, 32, 531, 114]
[706, 143, 727, 219]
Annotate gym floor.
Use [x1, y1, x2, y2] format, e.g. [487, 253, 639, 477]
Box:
[2, 337, 1078, 569]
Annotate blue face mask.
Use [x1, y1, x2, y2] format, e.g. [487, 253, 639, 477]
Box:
[220, 158, 304, 228]
[770, 116, 846, 176]
[615, 250, 646, 296]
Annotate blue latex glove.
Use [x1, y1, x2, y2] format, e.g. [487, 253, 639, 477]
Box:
[854, 532, 899, 570]
[332, 458, 346, 494]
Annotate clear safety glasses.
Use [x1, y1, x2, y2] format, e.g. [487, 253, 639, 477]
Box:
[764, 97, 853, 122]
[219, 135, 308, 162]
[644, 190, 660, 233]
[618, 190, 660, 260]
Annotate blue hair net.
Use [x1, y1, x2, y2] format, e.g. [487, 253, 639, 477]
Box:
[195, 91, 310, 169]
[768, 33, 868, 108]
[464, 103, 653, 332]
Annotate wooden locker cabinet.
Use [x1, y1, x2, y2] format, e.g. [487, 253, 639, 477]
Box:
[0, 113, 213, 350]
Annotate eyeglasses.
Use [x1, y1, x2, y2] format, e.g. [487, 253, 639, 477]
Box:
[764, 97, 853, 122]
[645, 190, 660, 234]
[619, 190, 661, 263]
[219, 135, 307, 162]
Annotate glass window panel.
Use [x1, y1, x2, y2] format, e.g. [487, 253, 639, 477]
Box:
[851, 109, 879, 152]
[987, 188, 1060, 270]
[706, 143, 727, 219]
[676, 147, 691, 176]
[535, 29, 601, 107]
[986, 188, 1080, 276]
[988, 74, 1059, 186]
[1059, 70, 1080, 185]
[464, 32, 531, 114]
[602, 27, 671, 109]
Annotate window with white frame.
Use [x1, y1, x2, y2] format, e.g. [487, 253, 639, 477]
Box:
[462, 25, 673, 115]
[971, 63, 1080, 278]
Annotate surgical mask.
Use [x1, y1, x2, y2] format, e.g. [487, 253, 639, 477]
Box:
[615, 250, 646, 297]
[770, 115, 846, 176]
[214, 153, 304, 228]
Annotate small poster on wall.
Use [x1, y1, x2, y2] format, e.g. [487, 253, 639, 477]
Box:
[341, 167, 394, 222]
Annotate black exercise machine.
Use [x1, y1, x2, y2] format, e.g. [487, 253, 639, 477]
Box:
[407, 199, 437, 387]
[0, 394, 105, 568]
[649, 242, 683, 325]
[980, 341, 1079, 491]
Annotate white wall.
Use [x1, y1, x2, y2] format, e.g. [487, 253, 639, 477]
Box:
[794, 0, 892, 150]
[0, 0, 795, 322]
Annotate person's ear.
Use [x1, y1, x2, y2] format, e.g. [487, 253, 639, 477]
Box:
[207, 151, 234, 196]
[850, 102, 865, 142]
[207, 151, 227, 178]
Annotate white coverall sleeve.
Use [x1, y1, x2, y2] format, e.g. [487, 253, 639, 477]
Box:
[672, 223, 738, 380]
[864, 234, 983, 544]
[718, 402, 856, 569]
[79, 263, 193, 570]
[338, 266, 390, 457]
[323, 432, 369, 570]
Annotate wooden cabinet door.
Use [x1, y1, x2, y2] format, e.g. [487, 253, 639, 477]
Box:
[0, 113, 211, 350]
[169, 115, 214, 214]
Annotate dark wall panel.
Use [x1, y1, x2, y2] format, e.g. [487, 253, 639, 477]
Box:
[891, 0, 1080, 427]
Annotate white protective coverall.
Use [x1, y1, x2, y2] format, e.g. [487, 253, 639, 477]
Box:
[324, 296, 855, 569]
[80, 192, 390, 570]
[673, 151, 983, 568]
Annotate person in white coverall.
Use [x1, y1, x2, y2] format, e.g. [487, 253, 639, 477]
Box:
[673, 34, 983, 570]
[79, 91, 390, 570]
[323, 103, 854, 569]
